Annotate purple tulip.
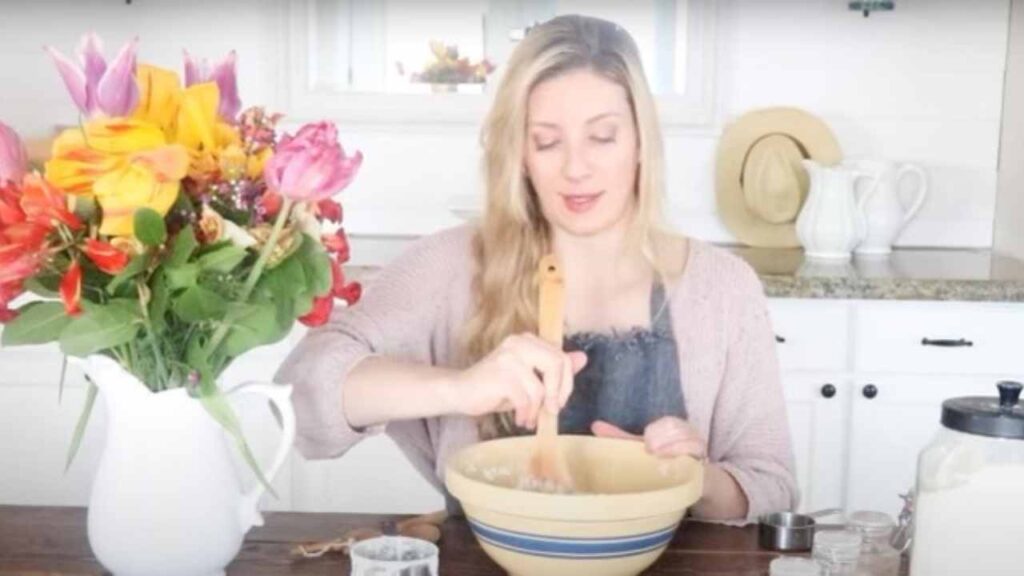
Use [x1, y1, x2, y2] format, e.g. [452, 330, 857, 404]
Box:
[264, 122, 363, 203]
[45, 33, 139, 118]
[0, 122, 28, 186]
[184, 50, 241, 123]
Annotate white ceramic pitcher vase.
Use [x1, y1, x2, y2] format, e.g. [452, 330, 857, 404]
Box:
[75, 355, 296, 576]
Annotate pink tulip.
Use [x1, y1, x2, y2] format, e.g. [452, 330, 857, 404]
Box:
[184, 50, 241, 122]
[264, 122, 362, 203]
[0, 122, 27, 186]
[46, 33, 139, 118]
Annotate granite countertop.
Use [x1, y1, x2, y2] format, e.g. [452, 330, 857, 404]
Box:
[729, 247, 1024, 302]
[350, 245, 1024, 303]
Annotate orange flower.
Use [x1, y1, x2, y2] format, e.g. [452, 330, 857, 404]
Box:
[60, 260, 82, 316]
[82, 238, 130, 275]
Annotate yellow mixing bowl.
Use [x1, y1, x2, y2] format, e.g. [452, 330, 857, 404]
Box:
[445, 435, 703, 576]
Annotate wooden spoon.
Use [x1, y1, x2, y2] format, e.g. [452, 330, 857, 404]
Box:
[527, 254, 575, 491]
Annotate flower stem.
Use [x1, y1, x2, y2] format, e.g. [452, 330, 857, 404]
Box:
[137, 279, 169, 389]
[202, 197, 295, 367]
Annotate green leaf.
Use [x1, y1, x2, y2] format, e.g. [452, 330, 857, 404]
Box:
[198, 245, 247, 273]
[295, 234, 332, 297]
[59, 300, 141, 357]
[106, 253, 149, 294]
[24, 276, 59, 298]
[257, 253, 308, 302]
[65, 380, 98, 472]
[168, 225, 199, 268]
[173, 286, 227, 323]
[134, 208, 167, 247]
[73, 195, 97, 223]
[221, 303, 286, 358]
[165, 263, 199, 290]
[1, 302, 72, 346]
[198, 386, 278, 498]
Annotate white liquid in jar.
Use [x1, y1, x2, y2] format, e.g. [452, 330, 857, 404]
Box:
[911, 465, 1024, 576]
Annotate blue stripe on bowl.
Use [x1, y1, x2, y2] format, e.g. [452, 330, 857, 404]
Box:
[468, 520, 679, 559]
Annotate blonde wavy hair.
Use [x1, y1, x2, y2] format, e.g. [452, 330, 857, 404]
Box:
[464, 14, 676, 438]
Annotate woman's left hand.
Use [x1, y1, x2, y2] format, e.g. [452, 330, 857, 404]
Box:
[591, 416, 706, 459]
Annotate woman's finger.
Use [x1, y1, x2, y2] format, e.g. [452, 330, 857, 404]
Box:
[591, 420, 642, 440]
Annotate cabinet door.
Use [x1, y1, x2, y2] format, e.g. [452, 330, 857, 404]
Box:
[782, 374, 850, 514]
[845, 375, 1004, 518]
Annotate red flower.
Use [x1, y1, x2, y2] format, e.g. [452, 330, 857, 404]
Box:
[60, 260, 82, 316]
[322, 228, 350, 264]
[0, 258, 32, 324]
[259, 191, 282, 219]
[0, 182, 25, 226]
[327, 259, 361, 305]
[0, 241, 41, 279]
[82, 238, 130, 275]
[1, 221, 50, 249]
[336, 281, 361, 306]
[317, 199, 343, 223]
[19, 174, 81, 231]
[299, 295, 333, 327]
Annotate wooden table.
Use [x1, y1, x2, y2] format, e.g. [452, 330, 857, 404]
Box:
[0, 506, 816, 575]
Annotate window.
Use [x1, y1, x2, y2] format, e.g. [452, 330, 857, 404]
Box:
[286, 0, 715, 125]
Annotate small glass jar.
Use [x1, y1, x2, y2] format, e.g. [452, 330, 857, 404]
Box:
[847, 511, 900, 576]
[771, 556, 823, 576]
[812, 530, 862, 576]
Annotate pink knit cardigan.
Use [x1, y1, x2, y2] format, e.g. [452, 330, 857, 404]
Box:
[275, 225, 798, 523]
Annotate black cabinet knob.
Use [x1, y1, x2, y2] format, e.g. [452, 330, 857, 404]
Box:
[863, 384, 878, 399]
[821, 384, 836, 399]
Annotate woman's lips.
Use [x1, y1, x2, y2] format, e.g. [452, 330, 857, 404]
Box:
[562, 192, 603, 214]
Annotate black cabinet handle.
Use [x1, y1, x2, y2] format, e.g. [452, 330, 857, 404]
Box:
[863, 384, 878, 399]
[775, 334, 786, 343]
[821, 384, 836, 399]
[921, 338, 973, 348]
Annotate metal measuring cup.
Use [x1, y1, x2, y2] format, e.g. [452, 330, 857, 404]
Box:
[758, 508, 845, 551]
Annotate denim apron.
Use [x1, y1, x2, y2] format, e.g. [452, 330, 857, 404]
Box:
[559, 282, 687, 436]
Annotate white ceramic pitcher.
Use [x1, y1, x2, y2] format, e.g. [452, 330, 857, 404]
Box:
[75, 355, 296, 576]
[796, 160, 880, 260]
[845, 158, 928, 256]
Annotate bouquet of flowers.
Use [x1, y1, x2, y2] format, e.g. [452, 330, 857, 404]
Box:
[0, 34, 362, 488]
[405, 40, 495, 85]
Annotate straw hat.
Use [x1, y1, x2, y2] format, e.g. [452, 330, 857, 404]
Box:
[716, 107, 842, 247]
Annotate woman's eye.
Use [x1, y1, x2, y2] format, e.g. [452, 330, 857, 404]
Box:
[535, 140, 559, 151]
[591, 134, 616, 144]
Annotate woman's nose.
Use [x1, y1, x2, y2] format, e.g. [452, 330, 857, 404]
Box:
[560, 143, 593, 182]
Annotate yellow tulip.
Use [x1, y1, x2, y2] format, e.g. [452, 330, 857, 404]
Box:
[93, 162, 181, 236]
[134, 65, 182, 135]
[44, 118, 189, 236]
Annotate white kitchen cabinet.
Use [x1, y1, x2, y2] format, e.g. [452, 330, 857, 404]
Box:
[780, 373, 850, 514]
[844, 375, 1004, 517]
[770, 298, 1024, 520]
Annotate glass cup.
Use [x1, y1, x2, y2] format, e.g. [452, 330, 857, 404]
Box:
[349, 535, 439, 576]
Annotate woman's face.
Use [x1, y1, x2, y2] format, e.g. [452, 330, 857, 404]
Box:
[524, 69, 640, 238]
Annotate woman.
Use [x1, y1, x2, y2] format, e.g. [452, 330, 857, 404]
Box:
[276, 14, 797, 523]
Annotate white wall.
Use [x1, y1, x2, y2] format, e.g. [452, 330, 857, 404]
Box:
[996, 0, 1024, 260]
[0, 1, 1010, 265]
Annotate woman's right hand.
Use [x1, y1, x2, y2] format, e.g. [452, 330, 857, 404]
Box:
[448, 333, 587, 430]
